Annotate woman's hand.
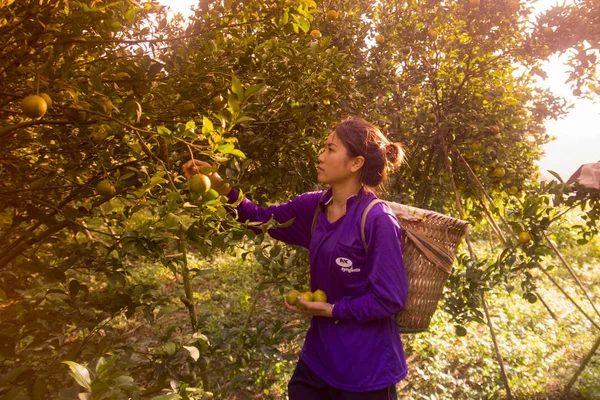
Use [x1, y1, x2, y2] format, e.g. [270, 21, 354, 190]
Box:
[182, 159, 231, 195]
[285, 297, 334, 318]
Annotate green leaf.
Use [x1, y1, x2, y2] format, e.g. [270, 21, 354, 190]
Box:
[149, 395, 182, 400]
[157, 126, 172, 136]
[231, 190, 245, 208]
[157, 303, 179, 318]
[0, 288, 6, 301]
[232, 75, 244, 99]
[125, 8, 135, 22]
[0, 0, 17, 8]
[295, 17, 310, 33]
[276, 217, 295, 228]
[217, 143, 235, 153]
[33, 375, 46, 400]
[183, 345, 200, 361]
[162, 341, 177, 356]
[227, 93, 240, 113]
[547, 170, 564, 183]
[69, 279, 80, 298]
[202, 116, 214, 134]
[62, 361, 92, 391]
[235, 115, 255, 125]
[185, 120, 196, 131]
[245, 84, 266, 100]
[217, 143, 246, 159]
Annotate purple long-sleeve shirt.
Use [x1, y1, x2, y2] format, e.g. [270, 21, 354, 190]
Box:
[227, 186, 408, 391]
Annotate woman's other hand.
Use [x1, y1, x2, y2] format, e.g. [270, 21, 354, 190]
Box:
[285, 297, 334, 318]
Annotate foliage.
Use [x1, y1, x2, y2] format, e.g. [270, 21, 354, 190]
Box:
[535, 0, 600, 98]
[0, 0, 599, 398]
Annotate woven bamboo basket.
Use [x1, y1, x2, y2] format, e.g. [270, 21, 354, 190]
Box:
[363, 201, 470, 333]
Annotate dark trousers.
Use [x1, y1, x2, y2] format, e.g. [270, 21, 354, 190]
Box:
[288, 360, 398, 400]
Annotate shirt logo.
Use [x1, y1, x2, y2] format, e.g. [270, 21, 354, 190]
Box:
[336, 257, 361, 273]
[336, 257, 352, 267]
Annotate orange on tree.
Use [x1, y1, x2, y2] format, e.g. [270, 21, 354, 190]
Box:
[189, 173, 211, 193]
[428, 29, 438, 41]
[518, 231, 532, 243]
[39, 93, 52, 109]
[508, 186, 519, 195]
[21, 95, 48, 119]
[95, 179, 115, 197]
[493, 167, 506, 178]
[470, 142, 482, 151]
[326, 10, 338, 20]
[310, 29, 321, 38]
[408, 86, 420, 96]
[375, 34, 385, 45]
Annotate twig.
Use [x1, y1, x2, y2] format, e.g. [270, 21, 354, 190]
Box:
[564, 334, 600, 392]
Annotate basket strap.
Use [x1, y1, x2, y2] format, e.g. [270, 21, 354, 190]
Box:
[311, 192, 328, 236]
[360, 199, 387, 252]
[360, 199, 455, 275]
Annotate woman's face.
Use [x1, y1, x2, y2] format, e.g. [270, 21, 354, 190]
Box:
[316, 132, 363, 185]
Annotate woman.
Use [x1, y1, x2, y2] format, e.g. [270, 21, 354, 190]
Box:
[183, 116, 408, 399]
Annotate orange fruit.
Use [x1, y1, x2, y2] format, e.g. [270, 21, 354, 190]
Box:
[39, 93, 53, 109]
[493, 167, 506, 178]
[375, 34, 385, 45]
[189, 174, 211, 193]
[297, 292, 313, 310]
[95, 180, 115, 196]
[518, 231, 532, 244]
[312, 289, 327, 302]
[21, 95, 47, 119]
[428, 29, 438, 41]
[285, 290, 301, 306]
[326, 10, 338, 20]
[470, 142, 482, 151]
[310, 29, 322, 38]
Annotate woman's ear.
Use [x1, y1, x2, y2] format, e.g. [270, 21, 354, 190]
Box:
[350, 156, 365, 173]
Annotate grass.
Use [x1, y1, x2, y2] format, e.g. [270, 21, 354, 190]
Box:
[30, 234, 597, 399]
[123, 239, 599, 399]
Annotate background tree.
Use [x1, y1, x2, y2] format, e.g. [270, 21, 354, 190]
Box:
[535, 0, 600, 97]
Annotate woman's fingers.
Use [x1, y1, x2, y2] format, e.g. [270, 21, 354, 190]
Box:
[182, 159, 210, 179]
[285, 299, 310, 316]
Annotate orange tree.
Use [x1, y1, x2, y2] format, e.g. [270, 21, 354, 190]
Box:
[0, 0, 596, 398]
[0, 0, 250, 397]
[535, 0, 600, 97]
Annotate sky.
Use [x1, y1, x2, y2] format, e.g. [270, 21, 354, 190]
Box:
[158, 0, 599, 180]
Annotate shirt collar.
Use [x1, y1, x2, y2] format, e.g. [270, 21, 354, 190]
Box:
[319, 186, 369, 211]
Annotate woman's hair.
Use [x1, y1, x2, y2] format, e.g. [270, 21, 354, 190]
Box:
[333, 116, 404, 187]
